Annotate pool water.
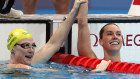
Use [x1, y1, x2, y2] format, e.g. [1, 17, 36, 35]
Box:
[0, 61, 140, 79]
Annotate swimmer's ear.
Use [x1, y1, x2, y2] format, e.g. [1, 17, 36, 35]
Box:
[99, 39, 103, 46]
[11, 47, 15, 54]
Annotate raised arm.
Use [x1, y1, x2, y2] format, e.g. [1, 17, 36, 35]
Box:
[77, 0, 97, 58]
[32, 0, 86, 63]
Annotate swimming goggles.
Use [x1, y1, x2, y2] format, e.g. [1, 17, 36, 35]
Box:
[15, 43, 37, 49]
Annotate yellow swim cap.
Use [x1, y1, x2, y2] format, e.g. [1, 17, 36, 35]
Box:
[7, 29, 32, 52]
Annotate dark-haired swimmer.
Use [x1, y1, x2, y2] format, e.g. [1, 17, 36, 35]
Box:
[77, 0, 122, 61]
[99, 23, 122, 61]
[78, 23, 122, 61]
[77, 0, 111, 72]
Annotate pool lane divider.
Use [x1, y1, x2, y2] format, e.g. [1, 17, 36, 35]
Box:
[50, 53, 140, 74]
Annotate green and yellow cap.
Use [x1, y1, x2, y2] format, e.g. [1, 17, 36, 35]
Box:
[7, 29, 32, 52]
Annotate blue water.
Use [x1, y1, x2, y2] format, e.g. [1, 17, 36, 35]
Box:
[35, 9, 129, 14]
[0, 61, 140, 79]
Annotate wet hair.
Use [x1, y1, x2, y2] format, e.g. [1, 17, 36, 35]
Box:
[99, 23, 119, 39]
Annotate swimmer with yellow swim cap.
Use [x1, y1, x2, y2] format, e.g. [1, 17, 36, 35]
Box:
[7, 29, 36, 65]
[7, 29, 33, 52]
[6, 0, 87, 69]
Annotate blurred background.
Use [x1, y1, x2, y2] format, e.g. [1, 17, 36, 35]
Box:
[13, 0, 132, 14]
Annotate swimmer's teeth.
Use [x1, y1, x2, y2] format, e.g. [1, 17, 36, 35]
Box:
[111, 42, 118, 45]
[25, 56, 32, 58]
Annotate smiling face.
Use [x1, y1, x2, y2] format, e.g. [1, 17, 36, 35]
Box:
[11, 38, 35, 65]
[99, 24, 122, 53]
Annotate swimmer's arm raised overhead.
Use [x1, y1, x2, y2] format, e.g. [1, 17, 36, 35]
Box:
[32, 0, 86, 64]
[77, 0, 96, 58]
